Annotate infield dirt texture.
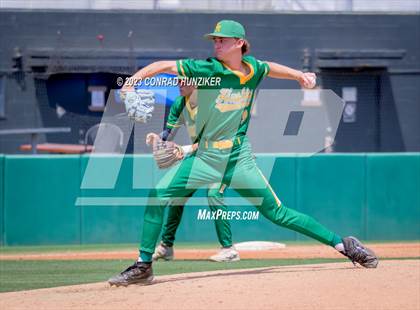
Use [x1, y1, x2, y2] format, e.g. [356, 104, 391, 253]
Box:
[0, 243, 419, 309]
[0, 260, 418, 310]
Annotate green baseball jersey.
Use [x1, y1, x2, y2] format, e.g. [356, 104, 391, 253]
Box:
[166, 95, 197, 142]
[176, 55, 269, 142]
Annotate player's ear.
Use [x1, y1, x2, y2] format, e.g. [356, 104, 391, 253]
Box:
[240, 39, 250, 55]
[236, 38, 244, 48]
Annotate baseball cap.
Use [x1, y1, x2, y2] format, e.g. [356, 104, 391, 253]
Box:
[204, 20, 246, 39]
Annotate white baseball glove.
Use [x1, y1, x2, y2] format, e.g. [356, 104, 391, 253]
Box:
[123, 90, 155, 123]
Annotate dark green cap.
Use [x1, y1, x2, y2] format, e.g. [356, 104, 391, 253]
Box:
[204, 20, 246, 39]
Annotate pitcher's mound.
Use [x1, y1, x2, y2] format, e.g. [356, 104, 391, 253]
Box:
[1, 260, 419, 310]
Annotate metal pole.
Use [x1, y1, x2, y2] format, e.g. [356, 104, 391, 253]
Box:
[30, 133, 37, 154]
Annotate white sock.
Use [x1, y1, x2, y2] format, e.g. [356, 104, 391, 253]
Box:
[335, 243, 345, 253]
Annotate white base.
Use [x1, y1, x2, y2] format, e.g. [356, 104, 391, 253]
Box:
[234, 241, 286, 251]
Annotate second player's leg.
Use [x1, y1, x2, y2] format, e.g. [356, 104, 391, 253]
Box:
[152, 204, 185, 261]
[207, 186, 233, 248]
[153, 194, 194, 261]
[207, 186, 240, 262]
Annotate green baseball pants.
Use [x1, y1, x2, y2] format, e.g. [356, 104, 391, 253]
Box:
[160, 187, 232, 248]
[140, 139, 341, 255]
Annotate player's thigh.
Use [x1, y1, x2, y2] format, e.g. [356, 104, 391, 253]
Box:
[231, 165, 281, 209]
[156, 155, 222, 199]
[229, 161, 268, 192]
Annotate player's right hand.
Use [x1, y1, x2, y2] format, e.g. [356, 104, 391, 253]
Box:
[299, 72, 316, 89]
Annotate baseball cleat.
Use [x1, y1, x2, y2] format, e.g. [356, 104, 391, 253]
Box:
[108, 261, 154, 287]
[209, 246, 240, 262]
[342, 236, 378, 268]
[152, 242, 174, 261]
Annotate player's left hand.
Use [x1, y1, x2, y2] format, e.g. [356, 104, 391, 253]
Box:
[299, 72, 316, 89]
[152, 139, 183, 169]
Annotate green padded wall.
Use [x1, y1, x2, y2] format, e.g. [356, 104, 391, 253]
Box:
[0, 155, 4, 245]
[296, 154, 366, 240]
[79, 155, 150, 244]
[366, 153, 420, 240]
[3, 155, 81, 245]
[1, 153, 419, 245]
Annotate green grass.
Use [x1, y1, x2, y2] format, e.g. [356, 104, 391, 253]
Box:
[0, 258, 347, 293]
[0, 243, 219, 254]
[1, 240, 417, 254]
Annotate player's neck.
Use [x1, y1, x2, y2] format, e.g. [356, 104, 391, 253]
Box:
[222, 54, 248, 75]
[186, 91, 198, 108]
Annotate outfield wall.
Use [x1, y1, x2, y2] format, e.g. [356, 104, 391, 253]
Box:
[0, 153, 419, 246]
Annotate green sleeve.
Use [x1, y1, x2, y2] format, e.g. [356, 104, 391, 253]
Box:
[242, 55, 270, 82]
[248, 55, 269, 78]
[166, 96, 185, 130]
[176, 58, 218, 78]
[258, 60, 270, 77]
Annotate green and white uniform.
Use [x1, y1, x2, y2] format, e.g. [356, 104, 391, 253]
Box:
[139, 55, 342, 258]
[160, 95, 233, 248]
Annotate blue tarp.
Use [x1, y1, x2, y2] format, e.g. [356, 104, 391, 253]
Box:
[134, 73, 180, 106]
[114, 73, 180, 107]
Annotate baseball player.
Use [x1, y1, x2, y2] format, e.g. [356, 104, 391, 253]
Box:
[150, 82, 240, 262]
[109, 20, 378, 286]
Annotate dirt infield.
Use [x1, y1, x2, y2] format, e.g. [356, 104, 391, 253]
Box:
[0, 242, 418, 260]
[0, 259, 418, 310]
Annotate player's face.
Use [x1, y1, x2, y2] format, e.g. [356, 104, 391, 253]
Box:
[213, 37, 243, 61]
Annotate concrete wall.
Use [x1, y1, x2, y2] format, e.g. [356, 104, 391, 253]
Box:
[0, 11, 419, 153]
